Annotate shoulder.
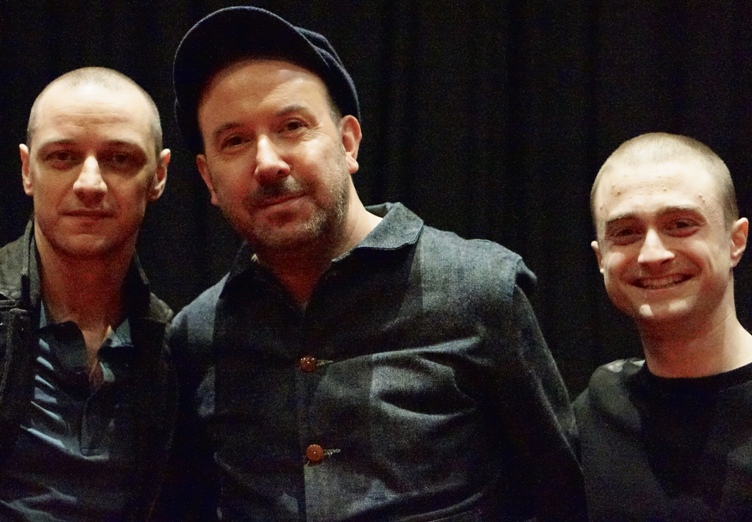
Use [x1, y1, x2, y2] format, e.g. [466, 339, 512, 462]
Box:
[168, 275, 228, 348]
[145, 293, 173, 323]
[373, 203, 532, 288]
[417, 225, 536, 297]
[577, 358, 644, 398]
[574, 358, 644, 424]
[0, 234, 27, 301]
[592, 357, 644, 382]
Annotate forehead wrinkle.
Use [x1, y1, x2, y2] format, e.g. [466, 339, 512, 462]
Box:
[599, 204, 710, 241]
[38, 137, 144, 149]
[37, 95, 151, 140]
[606, 203, 705, 223]
[210, 121, 243, 139]
[205, 101, 322, 147]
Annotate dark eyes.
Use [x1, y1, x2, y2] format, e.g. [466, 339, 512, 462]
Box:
[608, 227, 641, 245]
[667, 219, 696, 231]
[103, 152, 141, 171]
[606, 219, 700, 245]
[45, 150, 78, 167]
[219, 120, 308, 151]
[221, 135, 247, 149]
[43, 150, 144, 173]
[282, 120, 305, 132]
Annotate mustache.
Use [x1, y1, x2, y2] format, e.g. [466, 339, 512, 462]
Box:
[248, 178, 305, 206]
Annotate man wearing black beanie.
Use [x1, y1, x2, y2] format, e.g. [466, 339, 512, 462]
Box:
[165, 6, 585, 521]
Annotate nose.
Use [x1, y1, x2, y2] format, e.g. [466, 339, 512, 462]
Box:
[637, 229, 674, 266]
[254, 136, 290, 182]
[73, 156, 107, 204]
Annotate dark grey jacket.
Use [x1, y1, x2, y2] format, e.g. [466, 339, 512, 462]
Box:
[168, 203, 585, 521]
[0, 221, 177, 521]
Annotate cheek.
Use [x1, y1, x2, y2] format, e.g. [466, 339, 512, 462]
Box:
[211, 161, 248, 188]
[600, 252, 634, 293]
[31, 179, 65, 202]
[112, 177, 154, 205]
[214, 173, 247, 200]
[602, 250, 627, 274]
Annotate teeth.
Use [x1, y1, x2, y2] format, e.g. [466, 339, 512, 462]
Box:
[637, 275, 686, 289]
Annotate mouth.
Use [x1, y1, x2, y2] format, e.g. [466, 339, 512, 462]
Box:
[253, 192, 304, 209]
[65, 209, 113, 220]
[633, 273, 690, 290]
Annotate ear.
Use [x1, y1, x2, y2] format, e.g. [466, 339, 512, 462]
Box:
[339, 115, 362, 175]
[196, 154, 219, 206]
[730, 217, 748, 267]
[19, 144, 33, 196]
[147, 148, 170, 202]
[591, 239, 605, 273]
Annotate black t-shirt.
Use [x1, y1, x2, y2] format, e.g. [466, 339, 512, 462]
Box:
[575, 358, 752, 522]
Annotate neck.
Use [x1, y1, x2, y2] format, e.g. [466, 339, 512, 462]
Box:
[36, 235, 132, 352]
[639, 299, 752, 377]
[257, 198, 382, 306]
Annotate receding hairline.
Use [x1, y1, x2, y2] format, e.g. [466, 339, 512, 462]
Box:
[26, 66, 163, 155]
[590, 132, 738, 232]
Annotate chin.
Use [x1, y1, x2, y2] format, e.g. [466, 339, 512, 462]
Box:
[58, 235, 131, 258]
[633, 300, 695, 322]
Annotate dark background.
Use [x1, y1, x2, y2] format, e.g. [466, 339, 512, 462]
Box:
[2, 1, 751, 395]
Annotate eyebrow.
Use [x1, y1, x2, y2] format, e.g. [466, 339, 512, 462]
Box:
[36, 138, 144, 152]
[604, 205, 705, 227]
[36, 138, 77, 150]
[208, 104, 317, 143]
[275, 104, 311, 117]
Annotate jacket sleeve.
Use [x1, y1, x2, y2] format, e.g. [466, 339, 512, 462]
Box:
[151, 311, 220, 522]
[492, 283, 587, 522]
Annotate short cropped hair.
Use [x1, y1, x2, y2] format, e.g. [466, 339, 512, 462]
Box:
[27, 67, 163, 158]
[591, 132, 738, 230]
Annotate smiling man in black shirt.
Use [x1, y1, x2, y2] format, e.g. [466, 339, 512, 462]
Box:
[575, 132, 752, 521]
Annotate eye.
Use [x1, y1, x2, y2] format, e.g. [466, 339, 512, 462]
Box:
[111, 153, 133, 166]
[101, 149, 147, 173]
[606, 226, 642, 246]
[44, 150, 80, 169]
[665, 218, 700, 236]
[280, 119, 306, 134]
[220, 134, 248, 150]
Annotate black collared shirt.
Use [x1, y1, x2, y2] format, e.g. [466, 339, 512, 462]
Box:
[0, 310, 139, 521]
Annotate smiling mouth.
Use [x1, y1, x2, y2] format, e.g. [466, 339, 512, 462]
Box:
[634, 274, 690, 289]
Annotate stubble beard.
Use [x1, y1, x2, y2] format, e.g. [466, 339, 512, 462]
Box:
[243, 160, 351, 257]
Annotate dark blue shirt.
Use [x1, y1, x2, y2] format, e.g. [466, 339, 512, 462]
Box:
[0, 310, 139, 521]
[170, 203, 585, 521]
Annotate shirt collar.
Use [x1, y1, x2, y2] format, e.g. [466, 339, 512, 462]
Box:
[222, 202, 424, 293]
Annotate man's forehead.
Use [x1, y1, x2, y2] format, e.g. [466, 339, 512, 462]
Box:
[203, 58, 326, 97]
[198, 59, 332, 131]
[35, 84, 151, 133]
[40, 81, 143, 110]
[593, 158, 722, 226]
[603, 204, 704, 226]
[596, 158, 715, 199]
[32, 88, 154, 153]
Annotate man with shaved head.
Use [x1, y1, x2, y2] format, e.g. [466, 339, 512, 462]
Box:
[0, 67, 175, 521]
[575, 132, 752, 520]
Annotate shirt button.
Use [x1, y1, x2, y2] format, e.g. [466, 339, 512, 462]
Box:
[306, 444, 324, 464]
[299, 356, 317, 372]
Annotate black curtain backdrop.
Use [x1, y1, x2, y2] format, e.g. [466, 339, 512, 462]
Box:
[2, 1, 751, 395]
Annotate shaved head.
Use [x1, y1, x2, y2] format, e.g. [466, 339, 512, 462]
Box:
[27, 67, 163, 157]
[591, 133, 737, 232]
